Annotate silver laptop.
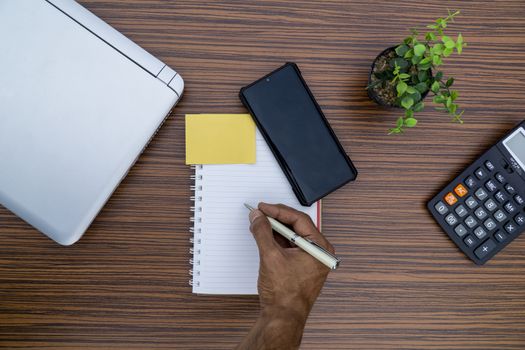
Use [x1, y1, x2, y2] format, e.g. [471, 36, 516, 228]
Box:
[0, 0, 184, 245]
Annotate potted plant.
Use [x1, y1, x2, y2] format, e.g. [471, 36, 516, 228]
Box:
[367, 10, 467, 134]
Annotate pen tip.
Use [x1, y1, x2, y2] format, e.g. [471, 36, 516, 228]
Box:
[244, 203, 255, 211]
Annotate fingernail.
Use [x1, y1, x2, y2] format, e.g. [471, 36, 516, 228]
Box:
[249, 210, 263, 223]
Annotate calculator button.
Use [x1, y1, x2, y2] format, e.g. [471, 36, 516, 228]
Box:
[504, 222, 517, 234]
[485, 180, 498, 192]
[475, 168, 487, 180]
[495, 172, 506, 183]
[474, 207, 488, 220]
[465, 215, 477, 228]
[515, 195, 524, 206]
[474, 227, 487, 240]
[515, 213, 525, 226]
[494, 210, 507, 222]
[494, 231, 507, 243]
[455, 224, 468, 237]
[475, 188, 488, 201]
[444, 192, 458, 206]
[474, 239, 497, 260]
[504, 201, 517, 214]
[465, 176, 477, 189]
[495, 191, 507, 203]
[464, 235, 476, 247]
[465, 196, 478, 209]
[454, 184, 468, 197]
[455, 205, 468, 218]
[485, 161, 495, 171]
[445, 214, 458, 226]
[434, 201, 449, 215]
[505, 184, 516, 195]
[484, 218, 497, 231]
[484, 199, 497, 212]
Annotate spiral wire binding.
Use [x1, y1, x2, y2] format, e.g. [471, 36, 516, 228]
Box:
[189, 165, 203, 288]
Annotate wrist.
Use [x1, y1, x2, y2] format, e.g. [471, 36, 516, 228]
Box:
[257, 306, 308, 350]
[261, 303, 309, 327]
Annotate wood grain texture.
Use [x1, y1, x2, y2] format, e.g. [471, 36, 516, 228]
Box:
[1, 0, 525, 348]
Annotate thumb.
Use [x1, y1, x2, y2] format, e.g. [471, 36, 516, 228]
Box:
[249, 209, 276, 255]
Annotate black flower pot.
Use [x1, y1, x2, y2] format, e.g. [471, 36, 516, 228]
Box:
[368, 46, 431, 108]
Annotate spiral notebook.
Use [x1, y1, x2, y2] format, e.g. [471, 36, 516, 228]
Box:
[190, 131, 320, 295]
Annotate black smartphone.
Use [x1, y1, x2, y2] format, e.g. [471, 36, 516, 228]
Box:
[239, 62, 357, 206]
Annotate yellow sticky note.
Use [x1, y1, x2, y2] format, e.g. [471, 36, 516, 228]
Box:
[185, 114, 256, 164]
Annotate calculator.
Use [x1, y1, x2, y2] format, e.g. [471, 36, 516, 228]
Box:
[428, 121, 525, 265]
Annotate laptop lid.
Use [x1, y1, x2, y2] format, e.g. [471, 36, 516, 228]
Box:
[0, 0, 184, 245]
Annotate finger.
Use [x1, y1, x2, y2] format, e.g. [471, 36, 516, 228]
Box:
[249, 209, 277, 254]
[273, 231, 292, 248]
[259, 202, 333, 251]
[259, 202, 319, 237]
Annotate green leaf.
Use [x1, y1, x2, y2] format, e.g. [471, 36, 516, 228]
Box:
[444, 40, 455, 49]
[388, 127, 403, 135]
[443, 47, 453, 57]
[435, 71, 443, 81]
[395, 44, 410, 57]
[419, 57, 432, 65]
[449, 103, 458, 114]
[404, 117, 418, 127]
[425, 32, 436, 41]
[408, 90, 422, 103]
[456, 42, 463, 54]
[405, 109, 414, 118]
[413, 101, 425, 112]
[406, 86, 417, 94]
[390, 57, 409, 70]
[414, 44, 426, 56]
[417, 70, 428, 82]
[401, 96, 414, 109]
[446, 77, 455, 87]
[431, 81, 440, 93]
[442, 35, 452, 43]
[415, 82, 428, 93]
[393, 63, 400, 75]
[399, 73, 411, 79]
[396, 81, 407, 96]
[433, 43, 444, 55]
[433, 55, 442, 65]
[457, 33, 464, 45]
[433, 95, 445, 104]
[396, 117, 404, 128]
[418, 63, 432, 71]
[411, 55, 422, 65]
[446, 96, 452, 108]
[450, 90, 459, 100]
[404, 49, 414, 59]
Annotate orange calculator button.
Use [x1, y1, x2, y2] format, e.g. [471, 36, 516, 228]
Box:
[454, 184, 468, 197]
[444, 192, 458, 206]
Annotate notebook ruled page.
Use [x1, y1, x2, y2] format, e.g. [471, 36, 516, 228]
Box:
[191, 131, 318, 295]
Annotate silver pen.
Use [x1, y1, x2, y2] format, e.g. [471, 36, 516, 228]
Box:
[244, 203, 340, 270]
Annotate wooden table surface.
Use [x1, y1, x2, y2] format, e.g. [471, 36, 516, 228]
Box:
[2, 1, 525, 349]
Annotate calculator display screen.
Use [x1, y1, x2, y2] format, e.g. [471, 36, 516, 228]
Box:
[503, 128, 525, 169]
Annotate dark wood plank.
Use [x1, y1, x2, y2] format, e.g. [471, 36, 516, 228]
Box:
[1, 0, 525, 348]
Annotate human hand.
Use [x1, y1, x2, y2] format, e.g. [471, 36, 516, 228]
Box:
[249, 202, 335, 323]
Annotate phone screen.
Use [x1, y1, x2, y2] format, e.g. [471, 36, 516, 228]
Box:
[240, 64, 357, 205]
